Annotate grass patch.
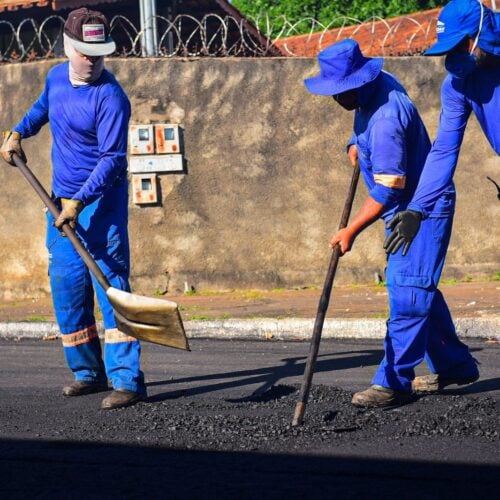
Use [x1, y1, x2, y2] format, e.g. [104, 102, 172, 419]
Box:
[441, 275, 479, 285]
[178, 305, 203, 312]
[372, 312, 388, 319]
[25, 315, 48, 322]
[183, 289, 266, 300]
[182, 313, 233, 321]
[238, 290, 264, 300]
[183, 289, 235, 297]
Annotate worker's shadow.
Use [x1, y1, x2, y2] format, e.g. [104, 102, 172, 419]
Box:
[440, 377, 500, 396]
[146, 349, 383, 403]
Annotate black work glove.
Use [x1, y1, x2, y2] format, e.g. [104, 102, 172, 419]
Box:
[383, 210, 422, 256]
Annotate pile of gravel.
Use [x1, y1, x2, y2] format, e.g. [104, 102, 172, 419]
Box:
[89, 384, 499, 451]
[3, 384, 497, 453]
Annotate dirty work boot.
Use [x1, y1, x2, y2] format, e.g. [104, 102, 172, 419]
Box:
[412, 373, 479, 393]
[352, 385, 414, 408]
[63, 380, 108, 397]
[101, 389, 146, 410]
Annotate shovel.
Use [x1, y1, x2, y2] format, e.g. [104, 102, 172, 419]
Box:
[292, 163, 360, 426]
[13, 153, 190, 351]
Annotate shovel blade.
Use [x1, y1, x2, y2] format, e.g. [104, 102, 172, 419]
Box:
[107, 287, 189, 350]
[114, 310, 190, 350]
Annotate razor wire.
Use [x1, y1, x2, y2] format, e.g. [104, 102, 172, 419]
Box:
[0, 13, 437, 62]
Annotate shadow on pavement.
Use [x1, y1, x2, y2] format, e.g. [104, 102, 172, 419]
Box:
[447, 377, 500, 395]
[1, 438, 499, 499]
[146, 349, 383, 402]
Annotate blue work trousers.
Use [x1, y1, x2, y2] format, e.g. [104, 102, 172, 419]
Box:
[372, 192, 478, 392]
[46, 180, 145, 394]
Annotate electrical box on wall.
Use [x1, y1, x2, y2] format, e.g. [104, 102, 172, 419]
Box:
[129, 154, 184, 173]
[155, 124, 181, 154]
[128, 123, 185, 205]
[132, 173, 158, 205]
[129, 124, 155, 155]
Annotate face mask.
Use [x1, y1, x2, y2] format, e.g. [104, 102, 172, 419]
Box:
[332, 90, 360, 110]
[444, 52, 477, 78]
[63, 33, 104, 86]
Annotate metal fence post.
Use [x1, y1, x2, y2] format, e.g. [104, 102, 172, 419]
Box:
[140, 0, 158, 56]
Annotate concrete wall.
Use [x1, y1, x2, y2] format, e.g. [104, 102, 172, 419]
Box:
[0, 57, 498, 299]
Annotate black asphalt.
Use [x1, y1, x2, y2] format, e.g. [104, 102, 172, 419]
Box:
[1, 338, 499, 499]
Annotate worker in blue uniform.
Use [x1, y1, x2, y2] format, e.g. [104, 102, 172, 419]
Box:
[304, 38, 478, 407]
[1, 8, 146, 410]
[385, 0, 498, 392]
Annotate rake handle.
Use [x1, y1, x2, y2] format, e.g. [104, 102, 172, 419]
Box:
[13, 153, 111, 292]
[292, 164, 360, 427]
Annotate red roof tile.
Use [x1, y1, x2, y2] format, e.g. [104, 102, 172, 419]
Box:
[275, 2, 495, 57]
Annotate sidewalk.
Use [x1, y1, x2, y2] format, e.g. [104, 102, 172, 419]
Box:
[1, 281, 498, 341]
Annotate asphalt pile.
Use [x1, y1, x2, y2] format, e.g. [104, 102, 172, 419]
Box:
[7, 384, 496, 453]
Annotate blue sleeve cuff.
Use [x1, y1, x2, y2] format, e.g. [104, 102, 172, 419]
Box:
[13, 125, 26, 137]
[369, 184, 402, 206]
[407, 203, 428, 219]
[346, 133, 356, 153]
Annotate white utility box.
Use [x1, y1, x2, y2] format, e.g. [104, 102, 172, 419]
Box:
[129, 124, 155, 155]
[129, 154, 184, 173]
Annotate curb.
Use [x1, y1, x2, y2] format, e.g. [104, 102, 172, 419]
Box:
[0, 317, 498, 341]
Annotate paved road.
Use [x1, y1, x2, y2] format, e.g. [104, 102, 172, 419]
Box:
[1, 338, 499, 499]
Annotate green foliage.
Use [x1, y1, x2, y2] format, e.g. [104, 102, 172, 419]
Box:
[233, 0, 447, 36]
[25, 315, 48, 322]
[188, 315, 212, 321]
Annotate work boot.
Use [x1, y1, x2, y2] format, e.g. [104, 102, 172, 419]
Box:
[101, 389, 146, 410]
[412, 373, 479, 393]
[63, 380, 108, 397]
[352, 385, 413, 408]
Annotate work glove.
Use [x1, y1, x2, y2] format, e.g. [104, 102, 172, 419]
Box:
[383, 210, 422, 256]
[1, 130, 27, 166]
[54, 198, 83, 230]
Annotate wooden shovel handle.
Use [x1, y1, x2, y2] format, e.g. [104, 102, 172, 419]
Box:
[292, 164, 360, 426]
[13, 154, 111, 292]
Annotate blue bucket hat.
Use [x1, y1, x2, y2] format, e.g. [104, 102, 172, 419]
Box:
[425, 0, 484, 55]
[304, 39, 383, 96]
[478, 8, 500, 56]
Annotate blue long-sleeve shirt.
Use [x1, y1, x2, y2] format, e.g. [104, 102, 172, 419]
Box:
[408, 65, 500, 217]
[14, 62, 130, 205]
[352, 71, 431, 220]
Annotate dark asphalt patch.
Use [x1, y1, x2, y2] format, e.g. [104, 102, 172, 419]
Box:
[2, 384, 497, 453]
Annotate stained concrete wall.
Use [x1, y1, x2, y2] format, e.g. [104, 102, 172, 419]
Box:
[0, 57, 498, 298]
